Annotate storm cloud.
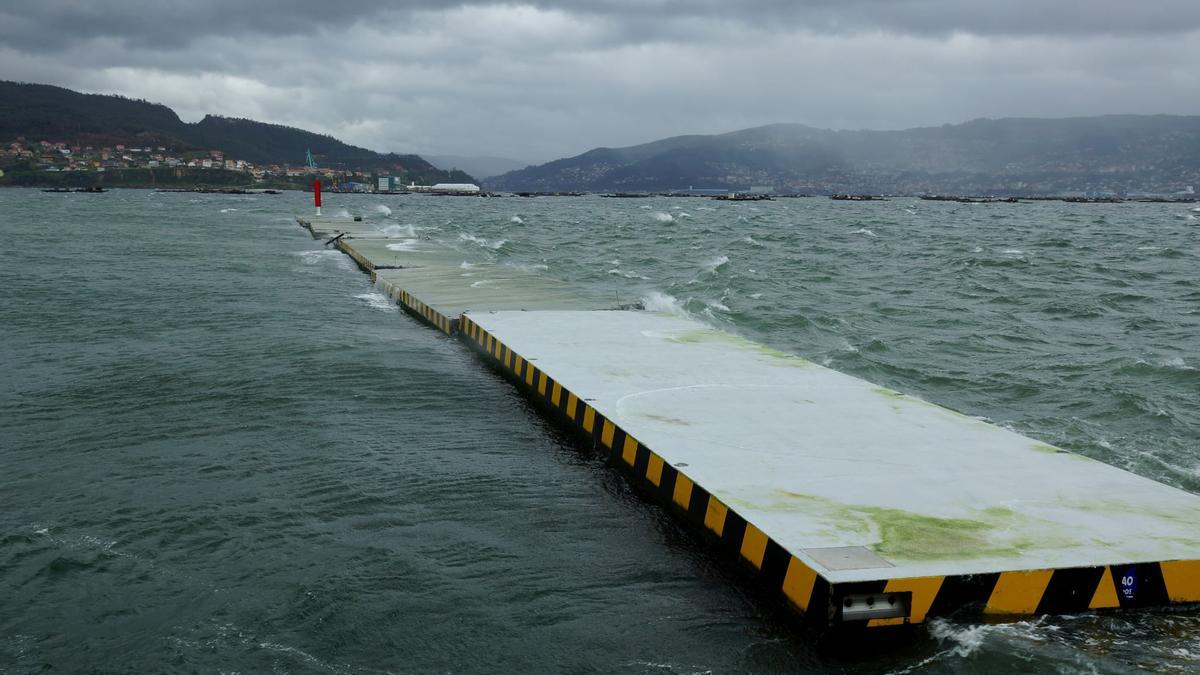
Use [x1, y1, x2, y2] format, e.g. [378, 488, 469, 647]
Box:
[2, 1, 1198, 162]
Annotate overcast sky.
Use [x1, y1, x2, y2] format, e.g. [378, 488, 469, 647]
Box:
[2, 1, 1198, 163]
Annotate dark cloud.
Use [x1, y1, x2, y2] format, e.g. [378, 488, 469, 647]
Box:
[1, 2, 1198, 162]
[4, 1, 1200, 52]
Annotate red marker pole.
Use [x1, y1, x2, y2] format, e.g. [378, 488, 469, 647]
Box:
[313, 178, 322, 216]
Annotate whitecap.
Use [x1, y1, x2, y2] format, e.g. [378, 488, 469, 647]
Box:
[749, 292, 763, 299]
[459, 233, 507, 250]
[972, 246, 984, 253]
[506, 262, 548, 273]
[354, 292, 396, 312]
[470, 279, 497, 288]
[702, 254, 730, 273]
[385, 240, 420, 252]
[220, 208, 237, 213]
[373, 204, 392, 216]
[641, 291, 686, 315]
[742, 235, 763, 247]
[460, 261, 479, 269]
[677, 212, 692, 218]
[294, 250, 340, 265]
[1163, 357, 1193, 370]
[510, 216, 524, 224]
[852, 228, 877, 237]
[333, 208, 352, 218]
[706, 300, 731, 312]
[608, 268, 651, 280]
[1002, 249, 1025, 256]
[379, 224, 417, 238]
[652, 211, 675, 223]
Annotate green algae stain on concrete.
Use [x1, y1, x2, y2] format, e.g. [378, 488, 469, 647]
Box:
[656, 328, 813, 368]
[1030, 441, 1098, 461]
[752, 490, 1045, 562]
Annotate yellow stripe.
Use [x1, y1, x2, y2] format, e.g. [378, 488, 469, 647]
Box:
[985, 569, 1053, 615]
[493, 339, 502, 359]
[537, 372, 548, 396]
[582, 405, 595, 433]
[704, 498, 728, 536]
[566, 393, 578, 419]
[646, 454, 664, 486]
[514, 355, 524, 375]
[1089, 567, 1120, 609]
[739, 523, 768, 569]
[600, 420, 615, 448]
[1160, 560, 1200, 602]
[672, 474, 693, 509]
[503, 346, 511, 369]
[782, 557, 818, 611]
[869, 576, 944, 626]
[551, 382, 562, 406]
[525, 365, 535, 386]
[621, 436, 638, 465]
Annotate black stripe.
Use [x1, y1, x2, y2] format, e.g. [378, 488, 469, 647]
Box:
[632, 443, 650, 477]
[719, 509, 748, 554]
[658, 464, 678, 499]
[687, 486, 711, 523]
[610, 426, 628, 460]
[804, 578, 834, 628]
[1112, 563, 1169, 609]
[927, 573, 1001, 618]
[589, 412, 606, 444]
[1037, 566, 1106, 615]
[760, 539, 791, 589]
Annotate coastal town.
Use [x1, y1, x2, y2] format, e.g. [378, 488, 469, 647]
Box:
[0, 137, 364, 184]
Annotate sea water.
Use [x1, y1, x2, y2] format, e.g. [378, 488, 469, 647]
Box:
[1, 189, 1198, 672]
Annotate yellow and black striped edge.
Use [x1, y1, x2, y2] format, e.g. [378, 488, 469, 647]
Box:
[458, 314, 1200, 629]
[335, 239, 376, 274]
[375, 277, 456, 336]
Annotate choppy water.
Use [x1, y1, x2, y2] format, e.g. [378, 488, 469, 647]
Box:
[1, 188, 1197, 673]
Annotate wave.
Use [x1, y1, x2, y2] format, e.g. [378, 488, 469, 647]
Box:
[459, 233, 507, 250]
[510, 216, 524, 224]
[608, 268, 651, 280]
[385, 241, 420, 252]
[354, 292, 396, 312]
[652, 211, 675, 223]
[702, 254, 730, 273]
[379, 224, 417, 238]
[373, 205, 392, 216]
[641, 291, 686, 315]
[505, 262, 548, 273]
[852, 228, 877, 237]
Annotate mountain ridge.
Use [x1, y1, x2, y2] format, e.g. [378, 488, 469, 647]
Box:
[0, 81, 473, 184]
[485, 115, 1200, 195]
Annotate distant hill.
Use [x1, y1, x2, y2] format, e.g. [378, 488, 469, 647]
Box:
[424, 154, 530, 180]
[486, 117, 1200, 196]
[0, 81, 474, 183]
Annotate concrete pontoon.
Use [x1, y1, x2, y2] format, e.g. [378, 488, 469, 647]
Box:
[460, 310, 1200, 629]
[296, 215, 1200, 631]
